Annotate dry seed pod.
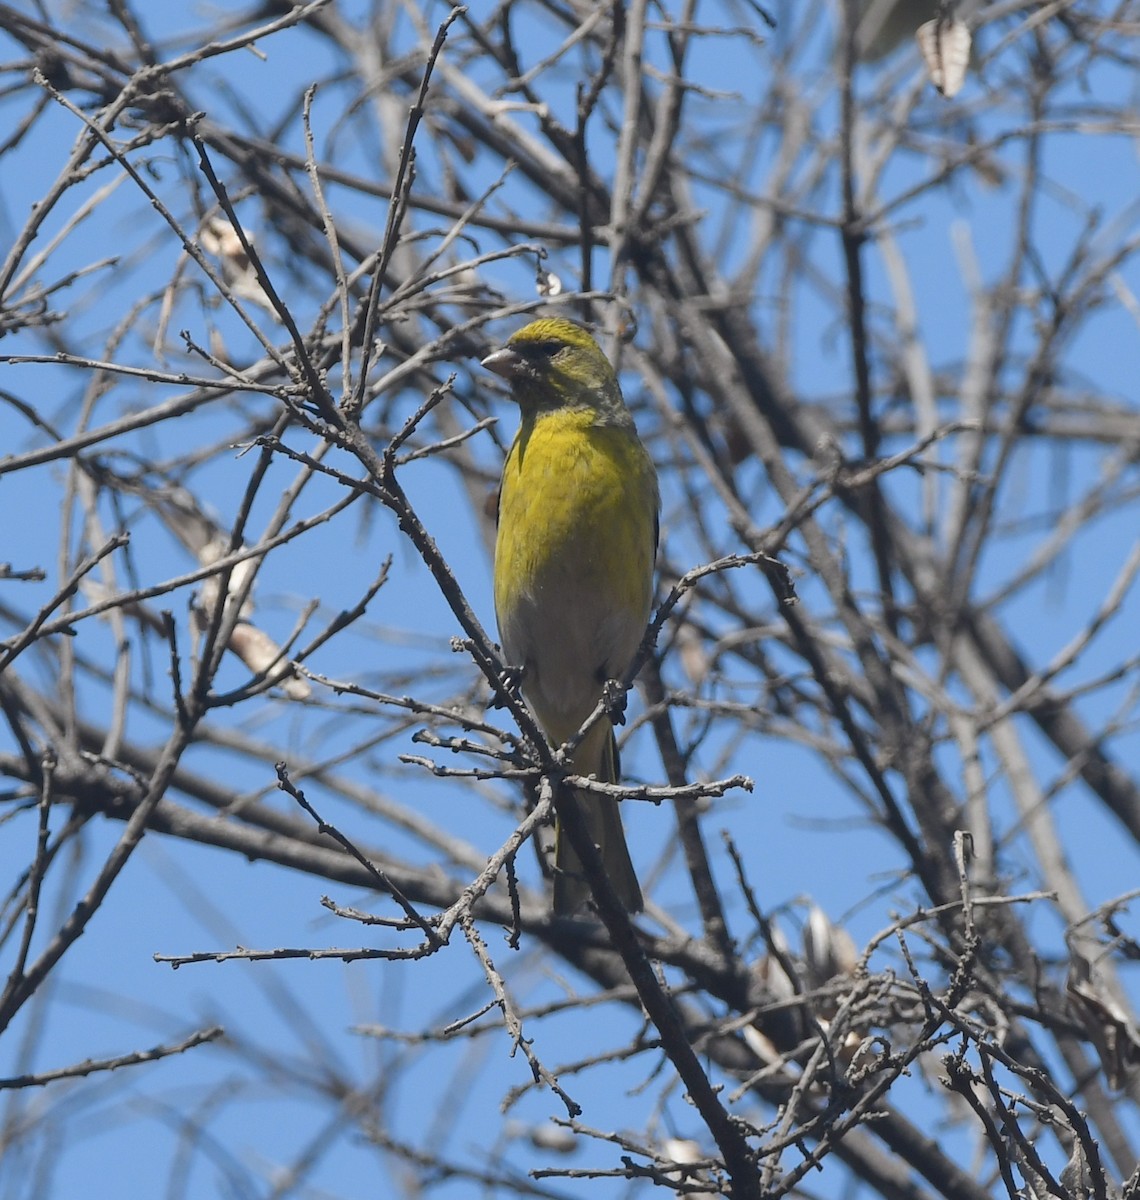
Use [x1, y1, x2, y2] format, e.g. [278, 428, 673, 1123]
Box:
[915, 17, 971, 98]
[196, 538, 311, 700]
[1067, 947, 1140, 1090]
[803, 903, 858, 991]
[200, 216, 276, 312]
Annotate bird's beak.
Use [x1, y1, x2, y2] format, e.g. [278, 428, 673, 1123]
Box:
[481, 346, 523, 380]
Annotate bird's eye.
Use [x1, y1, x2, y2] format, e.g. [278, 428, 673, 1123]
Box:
[519, 339, 563, 360]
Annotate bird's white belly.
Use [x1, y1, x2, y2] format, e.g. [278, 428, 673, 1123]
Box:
[499, 576, 642, 745]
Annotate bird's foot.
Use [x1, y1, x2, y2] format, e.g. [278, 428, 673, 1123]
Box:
[491, 663, 525, 709]
[601, 678, 628, 726]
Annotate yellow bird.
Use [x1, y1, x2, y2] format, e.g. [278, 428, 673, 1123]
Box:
[484, 317, 659, 915]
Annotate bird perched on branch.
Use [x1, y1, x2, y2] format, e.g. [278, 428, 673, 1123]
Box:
[484, 316, 658, 915]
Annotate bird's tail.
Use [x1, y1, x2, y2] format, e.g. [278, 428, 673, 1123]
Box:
[553, 723, 643, 916]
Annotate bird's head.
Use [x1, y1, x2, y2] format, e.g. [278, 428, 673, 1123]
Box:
[481, 317, 629, 423]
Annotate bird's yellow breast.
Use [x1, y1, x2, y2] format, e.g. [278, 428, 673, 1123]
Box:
[496, 407, 655, 618]
[494, 406, 657, 740]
